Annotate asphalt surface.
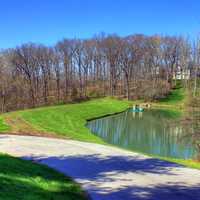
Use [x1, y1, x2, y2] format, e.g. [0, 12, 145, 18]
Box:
[0, 134, 200, 200]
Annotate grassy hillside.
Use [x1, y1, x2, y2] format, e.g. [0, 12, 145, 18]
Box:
[0, 154, 88, 200]
[0, 89, 187, 142]
[0, 117, 10, 132]
[0, 89, 200, 170]
[159, 88, 186, 105]
[1, 98, 131, 143]
[152, 88, 187, 109]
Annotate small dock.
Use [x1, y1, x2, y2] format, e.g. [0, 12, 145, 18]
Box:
[132, 103, 151, 112]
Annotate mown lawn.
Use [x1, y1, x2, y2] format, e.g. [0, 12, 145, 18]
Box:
[1, 90, 200, 170]
[1, 98, 131, 143]
[0, 90, 188, 143]
[0, 117, 10, 132]
[158, 88, 186, 106]
[0, 154, 88, 200]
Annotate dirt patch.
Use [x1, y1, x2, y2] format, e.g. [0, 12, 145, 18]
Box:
[2, 114, 65, 139]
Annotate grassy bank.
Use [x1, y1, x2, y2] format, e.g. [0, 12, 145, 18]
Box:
[162, 157, 200, 170]
[0, 117, 10, 132]
[0, 88, 200, 170]
[0, 88, 186, 139]
[152, 88, 187, 109]
[1, 98, 131, 143]
[0, 154, 88, 200]
[159, 88, 186, 105]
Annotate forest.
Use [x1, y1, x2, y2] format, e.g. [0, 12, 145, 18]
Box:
[0, 34, 200, 112]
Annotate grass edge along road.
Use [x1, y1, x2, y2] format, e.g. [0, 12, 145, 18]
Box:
[0, 153, 88, 200]
[1, 98, 132, 144]
[1, 88, 200, 170]
[0, 88, 186, 140]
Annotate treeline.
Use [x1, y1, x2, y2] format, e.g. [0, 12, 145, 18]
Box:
[0, 34, 200, 112]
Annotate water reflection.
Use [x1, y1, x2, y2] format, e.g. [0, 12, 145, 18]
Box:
[179, 111, 200, 160]
[87, 109, 198, 159]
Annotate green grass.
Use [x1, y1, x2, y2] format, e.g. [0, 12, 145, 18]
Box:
[2, 98, 130, 143]
[0, 117, 10, 132]
[0, 154, 88, 200]
[1, 89, 200, 170]
[0, 89, 186, 141]
[121, 149, 200, 170]
[144, 150, 200, 170]
[163, 157, 200, 170]
[158, 88, 186, 106]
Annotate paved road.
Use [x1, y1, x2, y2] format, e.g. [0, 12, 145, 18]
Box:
[0, 134, 200, 200]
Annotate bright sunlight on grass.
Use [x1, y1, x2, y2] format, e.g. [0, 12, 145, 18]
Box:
[0, 117, 9, 132]
[0, 154, 88, 200]
[1, 92, 200, 170]
[2, 98, 130, 143]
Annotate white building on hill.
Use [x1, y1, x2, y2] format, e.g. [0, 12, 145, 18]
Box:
[173, 66, 190, 80]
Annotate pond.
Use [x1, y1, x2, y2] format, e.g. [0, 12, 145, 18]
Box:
[87, 109, 199, 160]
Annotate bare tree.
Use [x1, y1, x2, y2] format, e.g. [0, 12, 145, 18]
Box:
[0, 33, 199, 112]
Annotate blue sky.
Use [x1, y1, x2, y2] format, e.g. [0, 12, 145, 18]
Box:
[0, 0, 199, 48]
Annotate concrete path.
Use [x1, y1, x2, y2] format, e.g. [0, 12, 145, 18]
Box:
[0, 134, 200, 200]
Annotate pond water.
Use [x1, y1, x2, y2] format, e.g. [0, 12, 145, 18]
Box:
[87, 109, 199, 159]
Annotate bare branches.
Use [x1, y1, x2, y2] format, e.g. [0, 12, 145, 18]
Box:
[0, 34, 199, 112]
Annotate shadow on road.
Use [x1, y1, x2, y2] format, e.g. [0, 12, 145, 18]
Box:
[22, 154, 200, 200]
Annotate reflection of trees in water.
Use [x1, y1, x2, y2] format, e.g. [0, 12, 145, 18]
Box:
[179, 112, 200, 160]
[87, 110, 198, 159]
